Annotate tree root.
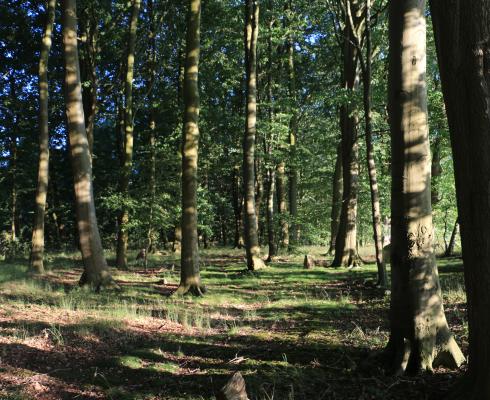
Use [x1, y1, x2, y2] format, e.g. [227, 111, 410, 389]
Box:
[173, 284, 206, 297]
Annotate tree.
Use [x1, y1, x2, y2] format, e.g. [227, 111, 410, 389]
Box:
[176, 0, 204, 295]
[30, 0, 56, 274]
[431, 0, 490, 396]
[62, 0, 114, 289]
[331, 0, 362, 268]
[243, 0, 265, 270]
[385, 0, 464, 374]
[328, 143, 342, 255]
[116, 0, 142, 270]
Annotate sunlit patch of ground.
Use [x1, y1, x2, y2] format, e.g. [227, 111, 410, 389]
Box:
[0, 248, 466, 399]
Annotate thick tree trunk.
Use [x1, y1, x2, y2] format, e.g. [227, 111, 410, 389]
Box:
[30, 0, 56, 275]
[328, 143, 342, 255]
[176, 0, 204, 295]
[385, 0, 464, 374]
[362, 0, 386, 287]
[331, 1, 361, 268]
[276, 161, 289, 250]
[62, 0, 114, 290]
[243, 0, 265, 270]
[431, 1, 490, 395]
[116, 0, 141, 270]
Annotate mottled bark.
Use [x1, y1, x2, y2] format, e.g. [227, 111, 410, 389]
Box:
[116, 0, 141, 269]
[30, 0, 56, 274]
[62, 0, 114, 289]
[176, 0, 203, 295]
[243, 0, 265, 270]
[386, 0, 463, 374]
[431, 1, 490, 395]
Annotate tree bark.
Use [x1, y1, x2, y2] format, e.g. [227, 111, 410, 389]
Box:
[331, 0, 361, 268]
[328, 143, 342, 255]
[276, 161, 289, 249]
[266, 168, 276, 261]
[243, 0, 265, 270]
[232, 165, 244, 248]
[431, 1, 490, 395]
[443, 217, 458, 258]
[62, 0, 114, 289]
[361, 0, 386, 287]
[176, 0, 204, 295]
[385, 0, 464, 374]
[116, 0, 141, 270]
[30, 0, 56, 275]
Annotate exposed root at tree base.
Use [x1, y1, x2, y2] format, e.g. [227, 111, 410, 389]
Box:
[173, 284, 206, 296]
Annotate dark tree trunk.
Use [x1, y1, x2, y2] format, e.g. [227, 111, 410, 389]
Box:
[385, 0, 463, 374]
[328, 143, 343, 255]
[443, 217, 458, 258]
[232, 165, 244, 248]
[431, 1, 490, 395]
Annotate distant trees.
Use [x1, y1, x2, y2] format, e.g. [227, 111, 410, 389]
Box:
[30, 0, 56, 275]
[386, 0, 463, 373]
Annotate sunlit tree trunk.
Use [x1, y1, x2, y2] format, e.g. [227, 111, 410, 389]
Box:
[431, 0, 490, 395]
[243, 0, 265, 270]
[276, 161, 289, 249]
[361, 0, 386, 287]
[385, 0, 463, 374]
[176, 0, 204, 295]
[30, 0, 56, 274]
[328, 143, 342, 255]
[116, 0, 141, 269]
[62, 0, 114, 289]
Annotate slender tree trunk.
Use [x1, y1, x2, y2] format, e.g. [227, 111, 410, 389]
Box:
[176, 0, 203, 295]
[362, 0, 386, 286]
[232, 165, 244, 248]
[116, 0, 141, 269]
[328, 143, 342, 255]
[385, 0, 464, 374]
[276, 161, 289, 249]
[431, 136, 443, 205]
[286, 0, 298, 246]
[62, 0, 114, 290]
[243, 0, 265, 270]
[266, 168, 276, 261]
[431, 2, 490, 395]
[30, 0, 56, 274]
[443, 217, 458, 258]
[331, 0, 361, 268]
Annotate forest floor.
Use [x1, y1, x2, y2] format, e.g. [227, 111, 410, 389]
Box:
[0, 247, 467, 400]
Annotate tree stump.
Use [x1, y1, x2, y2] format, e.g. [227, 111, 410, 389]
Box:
[304, 254, 315, 269]
[216, 372, 249, 400]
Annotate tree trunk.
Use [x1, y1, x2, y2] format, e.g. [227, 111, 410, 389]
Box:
[385, 0, 464, 374]
[266, 168, 276, 261]
[328, 143, 342, 255]
[443, 217, 458, 258]
[361, 0, 386, 287]
[431, 136, 443, 205]
[431, 1, 490, 395]
[232, 165, 244, 248]
[286, 0, 298, 246]
[331, 0, 361, 268]
[176, 0, 203, 295]
[30, 0, 56, 275]
[62, 0, 114, 290]
[243, 0, 265, 270]
[276, 161, 289, 249]
[116, 0, 141, 270]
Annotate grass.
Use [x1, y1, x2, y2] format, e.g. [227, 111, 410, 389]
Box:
[0, 247, 467, 400]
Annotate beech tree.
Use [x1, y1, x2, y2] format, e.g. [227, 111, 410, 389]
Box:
[62, 0, 114, 289]
[116, 0, 142, 269]
[386, 0, 464, 374]
[243, 0, 265, 270]
[29, 0, 56, 275]
[431, 0, 490, 396]
[177, 0, 203, 295]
